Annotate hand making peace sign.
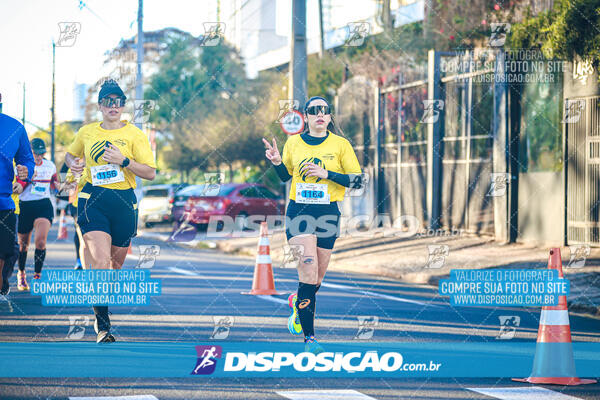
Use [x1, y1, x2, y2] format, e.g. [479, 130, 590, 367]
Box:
[262, 138, 282, 166]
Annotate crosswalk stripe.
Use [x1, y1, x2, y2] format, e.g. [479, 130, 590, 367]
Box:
[256, 295, 288, 305]
[321, 282, 434, 307]
[168, 266, 198, 276]
[69, 396, 159, 400]
[276, 389, 377, 400]
[467, 387, 583, 399]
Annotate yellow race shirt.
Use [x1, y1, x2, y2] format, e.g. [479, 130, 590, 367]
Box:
[282, 132, 361, 202]
[67, 121, 156, 190]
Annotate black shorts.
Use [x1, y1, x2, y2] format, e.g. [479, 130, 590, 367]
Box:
[66, 203, 77, 219]
[18, 198, 54, 234]
[77, 183, 138, 247]
[285, 200, 341, 250]
[0, 209, 17, 259]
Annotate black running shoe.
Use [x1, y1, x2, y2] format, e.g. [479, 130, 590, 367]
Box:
[0, 280, 10, 296]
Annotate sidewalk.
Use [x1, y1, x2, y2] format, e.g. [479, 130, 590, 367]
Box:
[212, 228, 600, 317]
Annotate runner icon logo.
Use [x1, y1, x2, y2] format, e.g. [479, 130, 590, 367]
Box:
[133, 100, 156, 124]
[354, 316, 379, 340]
[345, 22, 370, 47]
[562, 99, 585, 123]
[420, 100, 444, 123]
[200, 22, 225, 46]
[488, 23, 510, 47]
[66, 316, 89, 340]
[137, 245, 160, 269]
[276, 100, 300, 123]
[192, 345, 222, 375]
[496, 315, 520, 339]
[487, 173, 510, 197]
[567, 244, 590, 268]
[282, 245, 305, 269]
[425, 245, 449, 269]
[202, 173, 224, 197]
[211, 316, 234, 340]
[57, 22, 81, 47]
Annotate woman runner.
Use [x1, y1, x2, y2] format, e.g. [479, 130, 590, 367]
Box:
[65, 79, 156, 343]
[17, 138, 59, 286]
[263, 96, 363, 353]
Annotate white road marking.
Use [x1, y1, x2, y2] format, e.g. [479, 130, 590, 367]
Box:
[321, 282, 434, 307]
[467, 387, 583, 399]
[256, 295, 288, 305]
[277, 389, 377, 400]
[168, 266, 198, 276]
[69, 396, 159, 400]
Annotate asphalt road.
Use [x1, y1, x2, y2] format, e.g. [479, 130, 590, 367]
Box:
[1, 225, 599, 399]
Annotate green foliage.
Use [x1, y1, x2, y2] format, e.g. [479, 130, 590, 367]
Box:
[509, 0, 600, 69]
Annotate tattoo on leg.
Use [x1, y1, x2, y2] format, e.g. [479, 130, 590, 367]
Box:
[303, 256, 314, 265]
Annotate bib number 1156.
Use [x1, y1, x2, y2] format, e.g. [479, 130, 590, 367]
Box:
[91, 164, 125, 186]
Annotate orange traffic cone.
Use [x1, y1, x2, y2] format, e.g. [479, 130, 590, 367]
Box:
[513, 248, 596, 385]
[127, 244, 133, 255]
[57, 209, 68, 240]
[242, 222, 280, 295]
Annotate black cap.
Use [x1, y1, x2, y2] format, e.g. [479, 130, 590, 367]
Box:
[98, 79, 126, 102]
[31, 138, 46, 155]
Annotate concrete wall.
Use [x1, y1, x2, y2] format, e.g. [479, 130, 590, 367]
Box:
[517, 171, 564, 245]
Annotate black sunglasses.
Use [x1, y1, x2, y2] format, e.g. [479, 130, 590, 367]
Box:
[306, 105, 331, 116]
[99, 97, 126, 108]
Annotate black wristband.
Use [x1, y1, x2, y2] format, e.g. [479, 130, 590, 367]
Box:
[273, 162, 292, 182]
[121, 157, 130, 168]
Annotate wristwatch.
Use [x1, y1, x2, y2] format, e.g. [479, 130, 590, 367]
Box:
[121, 157, 130, 168]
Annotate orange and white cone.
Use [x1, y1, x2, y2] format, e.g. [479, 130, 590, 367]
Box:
[57, 209, 68, 240]
[513, 247, 596, 385]
[242, 222, 280, 295]
[127, 244, 133, 255]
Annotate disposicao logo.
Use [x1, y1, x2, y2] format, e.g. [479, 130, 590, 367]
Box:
[224, 351, 404, 373]
[191, 345, 222, 375]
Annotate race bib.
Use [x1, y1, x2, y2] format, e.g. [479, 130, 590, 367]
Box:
[91, 164, 125, 186]
[295, 182, 330, 204]
[32, 182, 49, 194]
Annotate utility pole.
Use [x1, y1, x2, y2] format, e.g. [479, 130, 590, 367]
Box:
[51, 41, 56, 163]
[382, 0, 392, 33]
[289, 0, 307, 107]
[318, 0, 324, 58]
[134, 0, 144, 201]
[22, 83, 26, 125]
[135, 0, 144, 130]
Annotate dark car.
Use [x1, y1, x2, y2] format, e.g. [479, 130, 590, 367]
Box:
[171, 183, 285, 230]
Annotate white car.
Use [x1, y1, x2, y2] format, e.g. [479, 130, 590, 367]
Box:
[139, 184, 188, 228]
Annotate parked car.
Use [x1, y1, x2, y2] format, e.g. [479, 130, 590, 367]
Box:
[139, 183, 188, 227]
[171, 183, 285, 230]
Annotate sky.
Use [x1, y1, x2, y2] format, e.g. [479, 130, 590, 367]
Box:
[0, 0, 218, 131]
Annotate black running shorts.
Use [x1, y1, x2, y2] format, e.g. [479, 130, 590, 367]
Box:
[77, 183, 138, 247]
[0, 209, 16, 259]
[285, 200, 341, 250]
[18, 198, 54, 234]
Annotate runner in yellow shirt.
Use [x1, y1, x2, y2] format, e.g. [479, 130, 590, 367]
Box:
[65, 80, 156, 343]
[263, 96, 363, 353]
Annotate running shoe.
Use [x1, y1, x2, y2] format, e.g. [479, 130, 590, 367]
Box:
[96, 330, 116, 343]
[287, 293, 302, 335]
[17, 271, 29, 291]
[304, 336, 324, 354]
[74, 259, 83, 270]
[0, 283, 10, 296]
[33, 273, 41, 280]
